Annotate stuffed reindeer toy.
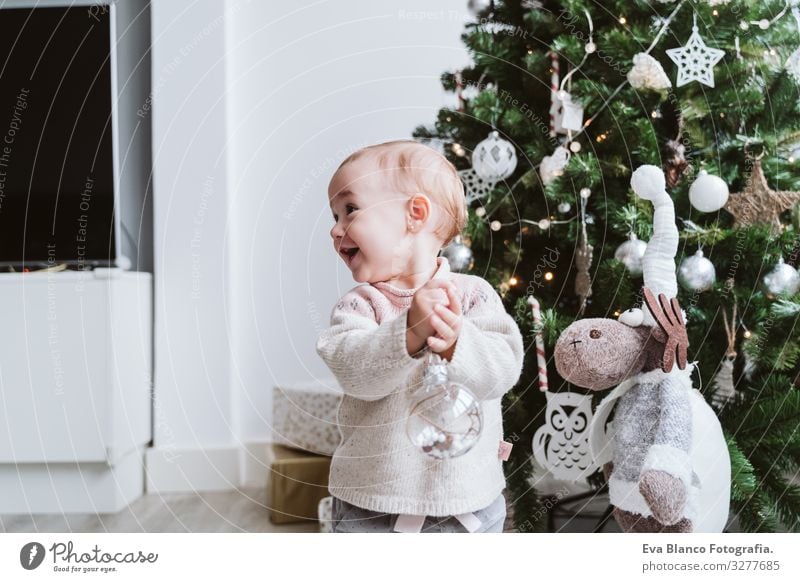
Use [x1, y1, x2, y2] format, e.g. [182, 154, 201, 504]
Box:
[554, 165, 731, 533]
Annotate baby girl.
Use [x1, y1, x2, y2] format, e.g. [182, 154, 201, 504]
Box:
[316, 140, 524, 533]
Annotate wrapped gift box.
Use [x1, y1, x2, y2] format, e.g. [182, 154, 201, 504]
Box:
[268, 444, 332, 524]
[272, 380, 342, 455]
[318, 496, 334, 533]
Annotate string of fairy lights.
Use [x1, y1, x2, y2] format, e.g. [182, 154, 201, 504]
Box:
[437, 0, 800, 296]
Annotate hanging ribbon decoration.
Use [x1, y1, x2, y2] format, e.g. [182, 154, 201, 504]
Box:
[548, 50, 560, 137]
[528, 296, 549, 392]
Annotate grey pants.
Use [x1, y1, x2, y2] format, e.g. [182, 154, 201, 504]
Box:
[331, 493, 506, 533]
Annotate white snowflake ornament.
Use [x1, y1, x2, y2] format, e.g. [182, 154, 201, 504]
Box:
[459, 168, 496, 204]
[666, 19, 725, 88]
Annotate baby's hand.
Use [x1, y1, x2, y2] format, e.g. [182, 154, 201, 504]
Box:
[406, 279, 457, 356]
[428, 284, 462, 360]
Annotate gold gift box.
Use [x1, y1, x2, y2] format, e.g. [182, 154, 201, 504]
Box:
[268, 444, 332, 524]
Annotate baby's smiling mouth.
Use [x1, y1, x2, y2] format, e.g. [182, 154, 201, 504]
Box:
[339, 246, 360, 265]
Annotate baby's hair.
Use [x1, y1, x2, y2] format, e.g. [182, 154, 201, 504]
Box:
[332, 140, 467, 247]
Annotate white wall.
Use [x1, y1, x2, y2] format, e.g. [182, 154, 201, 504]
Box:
[227, 0, 471, 444]
[148, 0, 237, 490]
[148, 0, 470, 491]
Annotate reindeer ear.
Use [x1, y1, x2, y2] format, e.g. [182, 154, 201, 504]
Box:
[643, 288, 670, 334]
[642, 287, 690, 372]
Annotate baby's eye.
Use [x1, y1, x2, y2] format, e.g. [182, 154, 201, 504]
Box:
[332, 205, 357, 223]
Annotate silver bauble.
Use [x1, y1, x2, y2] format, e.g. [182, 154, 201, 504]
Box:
[689, 170, 729, 213]
[441, 235, 474, 272]
[472, 130, 517, 182]
[762, 257, 800, 298]
[614, 234, 647, 276]
[678, 249, 716, 292]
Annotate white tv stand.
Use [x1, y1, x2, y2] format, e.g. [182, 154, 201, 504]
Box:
[0, 269, 152, 514]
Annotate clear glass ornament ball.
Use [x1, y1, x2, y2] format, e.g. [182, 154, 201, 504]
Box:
[406, 378, 483, 460]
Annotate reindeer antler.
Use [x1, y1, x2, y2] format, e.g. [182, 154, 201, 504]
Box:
[643, 287, 689, 372]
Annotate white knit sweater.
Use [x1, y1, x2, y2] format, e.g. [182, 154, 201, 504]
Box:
[316, 256, 525, 516]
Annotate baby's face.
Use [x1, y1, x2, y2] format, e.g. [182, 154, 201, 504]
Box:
[328, 159, 414, 284]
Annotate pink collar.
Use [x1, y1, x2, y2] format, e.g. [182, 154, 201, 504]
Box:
[371, 256, 451, 299]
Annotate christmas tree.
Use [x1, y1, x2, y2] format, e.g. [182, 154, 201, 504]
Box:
[414, 0, 800, 532]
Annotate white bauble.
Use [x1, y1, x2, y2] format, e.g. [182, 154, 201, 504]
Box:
[762, 257, 800, 298]
[614, 234, 647, 276]
[472, 130, 517, 182]
[678, 249, 716, 292]
[689, 170, 729, 213]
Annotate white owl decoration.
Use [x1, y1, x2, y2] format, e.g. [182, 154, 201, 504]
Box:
[532, 391, 597, 482]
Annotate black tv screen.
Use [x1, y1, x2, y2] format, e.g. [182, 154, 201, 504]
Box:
[0, 5, 115, 267]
